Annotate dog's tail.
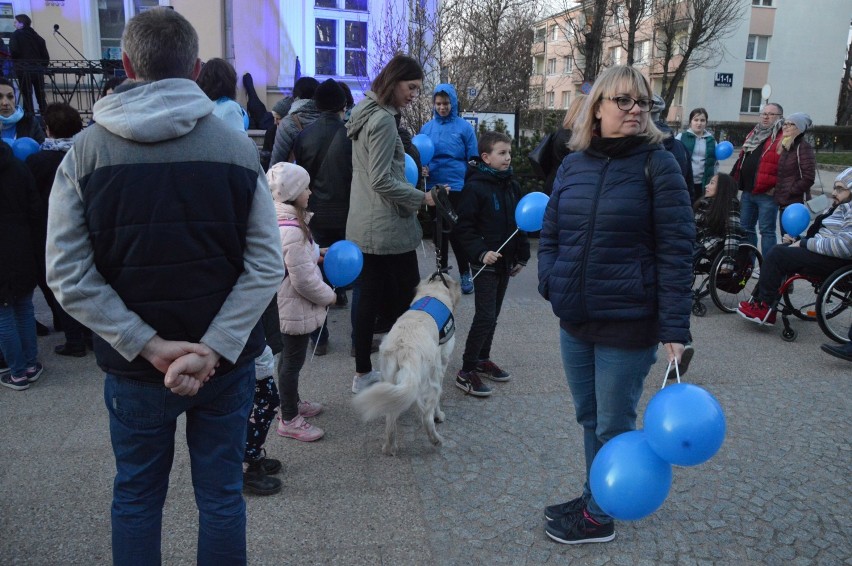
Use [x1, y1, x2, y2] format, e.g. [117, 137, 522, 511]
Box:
[352, 361, 418, 421]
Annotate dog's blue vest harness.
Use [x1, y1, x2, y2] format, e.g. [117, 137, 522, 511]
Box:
[409, 296, 455, 344]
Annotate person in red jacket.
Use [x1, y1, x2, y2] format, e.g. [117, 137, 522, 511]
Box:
[731, 102, 783, 261]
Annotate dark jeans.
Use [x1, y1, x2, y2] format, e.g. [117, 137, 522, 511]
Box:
[434, 191, 471, 275]
[16, 70, 47, 115]
[277, 333, 310, 420]
[756, 244, 852, 303]
[354, 251, 420, 374]
[461, 270, 509, 371]
[105, 363, 255, 565]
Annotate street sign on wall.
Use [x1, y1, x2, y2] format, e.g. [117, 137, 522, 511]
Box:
[714, 73, 733, 87]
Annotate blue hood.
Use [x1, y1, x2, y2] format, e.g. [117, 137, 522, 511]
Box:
[432, 83, 459, 123]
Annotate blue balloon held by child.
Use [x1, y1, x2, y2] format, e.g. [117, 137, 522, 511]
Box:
[324, 240, 363, 288]
[515, 191, 549, 232]
[715, 140, 734, 160]
[781, 203, 810, 237]
[411, 134, 435, 165]
[589, 430, 672, 521]
[644, 383, 726, 467]
[12, 137, 40, 161]
[404, 153, 418, 186]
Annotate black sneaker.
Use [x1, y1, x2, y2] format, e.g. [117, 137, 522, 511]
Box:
[1, 373, 30, 391]
[242, 471, 282, 496]
[247, 450, 282, 476]
[55, 343, 87, 357]
[25, 362, 43, 383]
[544, 495, 587, 521]
[545, 509, 615, 545]
[455, 370, 492, 397]
[475, 360, 511, 382]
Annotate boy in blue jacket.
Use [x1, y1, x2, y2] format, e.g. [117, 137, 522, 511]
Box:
[454, 131, 530, 397]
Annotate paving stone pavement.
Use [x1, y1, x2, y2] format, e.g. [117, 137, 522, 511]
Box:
[1, 238, 850, 565]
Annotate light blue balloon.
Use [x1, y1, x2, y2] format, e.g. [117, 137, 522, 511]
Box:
[324, 240, 363, 287]
[514, 191, 549, 232]
[411, 133, 435, 165]
[12, 137, 40, 161]
[590, 430, 672, 521]
[645, 383, 726, 467]
[715, 140, 734, 160]
[404, 153, 418, 186]
[781, 203, 810, 237]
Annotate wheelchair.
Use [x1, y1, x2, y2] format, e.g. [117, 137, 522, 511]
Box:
[692, 243, 762, 317]
[772, 263, 852, 343]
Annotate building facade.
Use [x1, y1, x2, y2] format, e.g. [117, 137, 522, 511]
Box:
[531, 0, 852, 126]
[0, 0, 429, 112]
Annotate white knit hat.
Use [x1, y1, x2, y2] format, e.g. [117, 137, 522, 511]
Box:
[267, 162, 310, 203]
[835, 167, 852, 190]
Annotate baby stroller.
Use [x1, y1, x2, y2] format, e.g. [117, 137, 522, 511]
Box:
[692, 242, 762, 316]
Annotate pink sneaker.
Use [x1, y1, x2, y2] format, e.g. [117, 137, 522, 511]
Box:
[277, 414, 324, 442]
[297, 399, 323, 418]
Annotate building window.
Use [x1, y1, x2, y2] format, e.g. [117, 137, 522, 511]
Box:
[746, 35, 769, 61]
[608, 46, 621, 66]
[741, 88, 763, 113]
[563, 56, 573, 73]
[547, 90, 555, 109]
[673, 85, 683, 107]
[633, 40, 649, 64]
[314, 0, 368, 77]
[97, 0, 160, 59]
[752, 0, 772, 5]
[530, 86, 543, 107]
[675, 33, 689, 56]
[533, 56, 544, 75]
[547, 58, 557, 75]
[551, 25, 558, 41]
[535, 27, 546, 42]
[561, 91, 570, 108]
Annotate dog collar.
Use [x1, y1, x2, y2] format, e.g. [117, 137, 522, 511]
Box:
[409, 296, 455, 344]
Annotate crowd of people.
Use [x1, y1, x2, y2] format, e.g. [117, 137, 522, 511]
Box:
[0, 7, 849, 562]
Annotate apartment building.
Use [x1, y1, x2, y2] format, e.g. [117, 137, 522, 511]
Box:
[0, 0, 429, 110]
[531, 0, 852, 126]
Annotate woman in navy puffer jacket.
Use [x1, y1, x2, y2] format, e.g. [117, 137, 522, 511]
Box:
[538, 66, 695, 545]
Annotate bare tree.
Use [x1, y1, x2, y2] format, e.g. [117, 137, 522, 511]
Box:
[652, 0, 746, 111]
[609, 0, 653, 66]
[557, 0, 610, 82]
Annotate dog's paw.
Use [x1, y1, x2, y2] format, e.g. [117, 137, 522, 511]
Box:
[381, 443, 397, 456]
[429, 432, 444, 446]
[434, 410, 445, 423]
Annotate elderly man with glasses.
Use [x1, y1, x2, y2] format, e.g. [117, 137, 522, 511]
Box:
[731, 102, 785, 261]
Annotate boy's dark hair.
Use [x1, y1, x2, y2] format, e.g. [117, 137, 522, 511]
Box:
[14, 14, 32, 27]
[43, 103, 83, 138]
[196, 57, 237, 101]
[337, 81, 354, 109]
[478, 131, 511, 156]
[292, 76, 319, 100]
[371, 54, 423, 107]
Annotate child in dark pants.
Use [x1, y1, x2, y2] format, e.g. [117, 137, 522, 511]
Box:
[454, 131, 530, 397]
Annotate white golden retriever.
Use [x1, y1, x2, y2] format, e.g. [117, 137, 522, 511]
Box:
[352, 275, 461, 455]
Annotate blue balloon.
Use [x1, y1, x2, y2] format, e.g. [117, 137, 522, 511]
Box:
[12, 137, 40, 161]
[715, 140, 734, 160]
[514, 191, 549, 232]
[324, 240, 363, 288]
[590, 430, 672, 521]
[404, 153, 418, 186]
[781, 203, 810, 237]
[411, 133, 435, 165]
[644, 383, 726, 467]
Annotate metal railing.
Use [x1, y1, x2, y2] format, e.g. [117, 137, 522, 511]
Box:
[3, 59, 125, 118]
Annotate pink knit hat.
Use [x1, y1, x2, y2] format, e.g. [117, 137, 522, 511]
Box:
[267, 162, 310, 203]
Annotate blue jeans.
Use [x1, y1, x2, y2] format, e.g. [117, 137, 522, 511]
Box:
[740, 191, 778, 260]
[0, 291, 38, 376]
[559, 329, 657, 523]
[105, 362, 255, 565]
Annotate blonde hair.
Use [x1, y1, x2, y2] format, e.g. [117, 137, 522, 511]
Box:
[568, 65, 665, 152]
[562, 94, 586, 130]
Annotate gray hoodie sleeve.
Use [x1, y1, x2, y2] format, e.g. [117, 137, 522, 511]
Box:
[199, 173, 285, 362]
[46, 148, 159, 360]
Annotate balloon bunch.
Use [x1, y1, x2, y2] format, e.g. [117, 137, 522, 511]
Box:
[3, 137, 40, 161]
[590, 368, 726, 521]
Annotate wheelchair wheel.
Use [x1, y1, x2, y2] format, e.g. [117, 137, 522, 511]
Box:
[709, 244, 762, 313]
[816, 266, 852, 343]
[781, 275, 817, 321]
[692, 301, 707, 317]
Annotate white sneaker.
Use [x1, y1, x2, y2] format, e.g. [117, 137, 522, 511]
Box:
[352, 370, 381, 394]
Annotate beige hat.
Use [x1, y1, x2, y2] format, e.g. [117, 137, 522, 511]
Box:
[267, 162, 310, 203]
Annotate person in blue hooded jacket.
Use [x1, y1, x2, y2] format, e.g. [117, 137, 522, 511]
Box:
[419, 83, 478, 293]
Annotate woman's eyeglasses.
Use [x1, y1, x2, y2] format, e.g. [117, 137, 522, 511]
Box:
[605, 96, 652, 112]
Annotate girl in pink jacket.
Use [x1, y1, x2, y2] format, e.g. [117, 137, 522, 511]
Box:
[268, 163, 336, 442]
